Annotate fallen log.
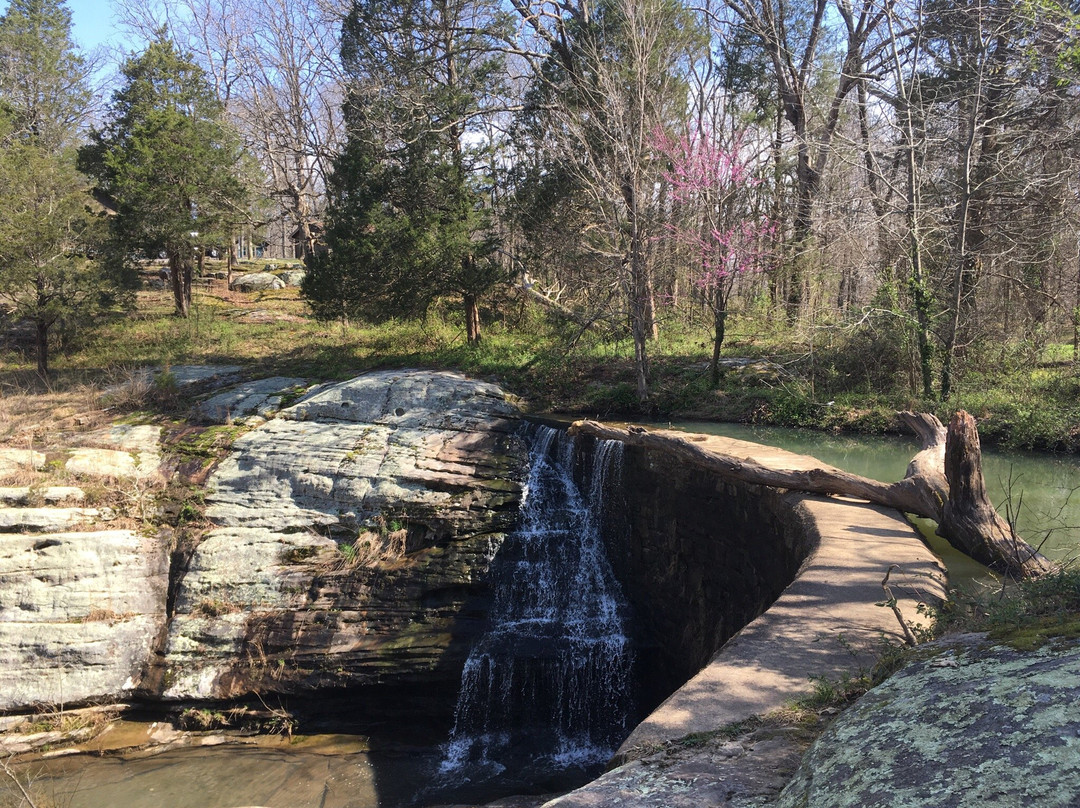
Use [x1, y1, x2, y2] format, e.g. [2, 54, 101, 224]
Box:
[569, 411, 1053, 579]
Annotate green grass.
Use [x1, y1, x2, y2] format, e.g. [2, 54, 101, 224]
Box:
[5, 278, 1080, 452]
[934, 565, 1080, 650]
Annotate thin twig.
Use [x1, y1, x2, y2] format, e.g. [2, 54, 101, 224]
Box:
[1, 758, 38, 808]
[882, 565, 918, 647]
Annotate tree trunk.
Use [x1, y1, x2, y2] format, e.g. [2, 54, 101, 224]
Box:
[34, 275, 50, 379]
[35, 319, 49, 379]
[710, 285, 728, 388]
[169, 253, 189, 318]
[569, 411, 1052, 579]
[464, 293, 481, 344]
[183, 258, 193, 312]
[940, 411, 1051, 577]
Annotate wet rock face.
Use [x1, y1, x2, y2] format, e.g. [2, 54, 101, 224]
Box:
[162, 370, 528, 703]
[604, 443, 815, 692]
[775, 637, 1080, 808]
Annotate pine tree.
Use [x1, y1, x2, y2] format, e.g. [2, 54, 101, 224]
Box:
[0, 0, 88, 148]
[302, 0, 506, 343]
[79, 31, 247, 318]
[0, 0, 125, 378]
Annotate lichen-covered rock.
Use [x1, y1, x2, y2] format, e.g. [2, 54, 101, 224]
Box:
[775, 636, 1080, 808]
[162, 370, 527, 701]
[0, 530, 169, 710]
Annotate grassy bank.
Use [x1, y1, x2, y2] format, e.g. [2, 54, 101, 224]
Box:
[3, 270, 1080, 453]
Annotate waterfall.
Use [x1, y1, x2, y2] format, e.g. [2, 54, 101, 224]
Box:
[440, 424, 636, 780]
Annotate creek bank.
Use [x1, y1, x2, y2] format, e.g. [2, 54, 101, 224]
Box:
[5, 367, 1069, 808]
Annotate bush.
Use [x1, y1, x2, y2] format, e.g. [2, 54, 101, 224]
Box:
[807, 313, 915, 399]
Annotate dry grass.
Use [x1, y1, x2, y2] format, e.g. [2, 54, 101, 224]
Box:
[0, 380, 109, 450]
[191, 597, 242, 618]
[81, 608, 135, 623]
[334, 525, 408, 570]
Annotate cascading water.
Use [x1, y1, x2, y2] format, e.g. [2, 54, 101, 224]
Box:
[438, 424, 636, 788]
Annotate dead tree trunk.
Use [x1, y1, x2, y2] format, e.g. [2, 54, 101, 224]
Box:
[569, 411, 1053, 578]
[940, 411, 1052, 578]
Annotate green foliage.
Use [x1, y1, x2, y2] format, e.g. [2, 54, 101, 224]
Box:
[0, 127, 123, 377]
[305, 0, 507, 340]
[803, 672, 871, 710]
[933, 565, 1080, 650]
[0, 2, 130, 378]
[78, 31, 248, 317]
[0, 0, 90, 149]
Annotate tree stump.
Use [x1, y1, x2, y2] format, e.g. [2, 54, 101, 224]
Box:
[940, 411, 1053, 577]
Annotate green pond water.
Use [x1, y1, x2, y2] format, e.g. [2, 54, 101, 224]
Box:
[666, 421, 1080, 583]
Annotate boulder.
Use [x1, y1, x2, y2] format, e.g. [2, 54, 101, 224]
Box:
[0, 448, 45, 477]
[775, 636, 1080, 808]
[230, 272, 285, 292]
[278, 269, 306, 287]
[0, 530, 169, 710]
[162, 369, 528, 701]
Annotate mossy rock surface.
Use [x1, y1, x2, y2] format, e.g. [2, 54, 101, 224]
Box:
[776, 635, 1080, 808]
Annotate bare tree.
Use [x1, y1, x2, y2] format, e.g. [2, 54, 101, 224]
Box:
[509, 0, 702, 404]
[713, 0, 889, 318]
[114, 0, 346, 260]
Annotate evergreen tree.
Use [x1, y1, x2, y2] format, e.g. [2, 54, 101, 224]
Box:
[79, 31, 247, 318]
[0, 0, 125, 378]
[0, 0, 88, 148]
[303, 0, 505, 343]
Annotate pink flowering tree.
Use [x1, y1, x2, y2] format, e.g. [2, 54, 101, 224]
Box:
[653, 126, 775, 386]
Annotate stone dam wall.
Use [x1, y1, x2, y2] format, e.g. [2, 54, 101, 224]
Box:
[572, 433, 818, 700]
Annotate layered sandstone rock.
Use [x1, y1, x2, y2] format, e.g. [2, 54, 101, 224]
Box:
[0, 369, 527, 712]
[161, 369, 527, 701]
[0, 530, 169, 710]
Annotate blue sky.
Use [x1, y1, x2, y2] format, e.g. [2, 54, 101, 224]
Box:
[66, 0, 121, 51]
[0, 0, 124, 52]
